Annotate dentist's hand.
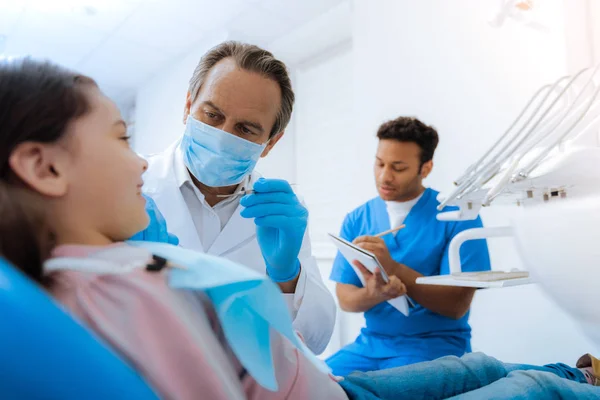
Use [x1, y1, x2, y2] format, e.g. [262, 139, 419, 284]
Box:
[240, 179, 306, 283]
[130, 195, 180, 245]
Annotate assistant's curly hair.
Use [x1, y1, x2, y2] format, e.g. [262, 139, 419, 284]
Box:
[376, 117, 439, 167]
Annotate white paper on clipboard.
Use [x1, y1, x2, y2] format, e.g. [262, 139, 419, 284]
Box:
[328, 233, 409, 316]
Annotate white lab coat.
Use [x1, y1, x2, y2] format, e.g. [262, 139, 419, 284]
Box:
[142, 141, 336, 354]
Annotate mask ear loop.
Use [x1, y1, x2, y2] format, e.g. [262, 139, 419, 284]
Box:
[261, 135, 273, 147]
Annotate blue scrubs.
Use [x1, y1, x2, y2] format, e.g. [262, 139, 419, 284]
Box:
[327, 188, 491, 376]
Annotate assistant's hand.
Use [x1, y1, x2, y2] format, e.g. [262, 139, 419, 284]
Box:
[130, 195, 180, 245]
[353, 235, 399, 276]
[354, 261, 406, 302]
[240, 179, 306, 282]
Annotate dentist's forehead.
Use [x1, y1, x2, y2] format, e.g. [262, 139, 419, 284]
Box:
[194, 58, 280, 130]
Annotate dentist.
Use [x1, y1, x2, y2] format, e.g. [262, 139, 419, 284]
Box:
[137, 41, 335, 353]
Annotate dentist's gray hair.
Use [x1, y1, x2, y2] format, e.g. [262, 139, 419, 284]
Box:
[188, 41, 295, 138]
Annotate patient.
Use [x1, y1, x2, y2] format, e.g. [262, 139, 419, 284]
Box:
[1, 57, 599, 400]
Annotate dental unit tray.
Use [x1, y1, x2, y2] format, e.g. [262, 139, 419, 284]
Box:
[417, 271, 530, 288]
[418, 64, 600, 289]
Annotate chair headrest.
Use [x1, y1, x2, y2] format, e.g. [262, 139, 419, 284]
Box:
[0, 258, 158, 399]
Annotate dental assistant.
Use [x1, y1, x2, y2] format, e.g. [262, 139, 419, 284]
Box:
[327, 117, 492, 375]
[137, 41, 335, 354]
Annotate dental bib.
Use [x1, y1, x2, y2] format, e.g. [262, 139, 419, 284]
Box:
[44, 242, 330, 391]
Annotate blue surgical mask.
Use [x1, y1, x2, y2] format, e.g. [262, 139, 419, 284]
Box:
[181, 115, 267, 187]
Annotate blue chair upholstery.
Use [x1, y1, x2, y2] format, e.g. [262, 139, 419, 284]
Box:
[0, 258, 159, 399]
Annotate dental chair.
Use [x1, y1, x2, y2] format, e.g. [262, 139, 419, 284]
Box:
[0, 257, 159, 399]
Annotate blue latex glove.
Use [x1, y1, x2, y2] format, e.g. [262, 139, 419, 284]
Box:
[240, 179, 306, 282]
[130, 195, 180, 245]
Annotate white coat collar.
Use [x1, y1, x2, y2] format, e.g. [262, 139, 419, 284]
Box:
[207, 168, 261, 256]
[143, 140, 262, 257]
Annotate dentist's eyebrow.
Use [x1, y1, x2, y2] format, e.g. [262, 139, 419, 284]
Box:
[239, 119, 264, 133]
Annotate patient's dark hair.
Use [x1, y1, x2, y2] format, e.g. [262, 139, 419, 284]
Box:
[0, 184, 54, 284]
[0, 57, 97, 283]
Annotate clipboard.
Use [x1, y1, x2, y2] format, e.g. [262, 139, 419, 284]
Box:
[328, 233, 410, 316]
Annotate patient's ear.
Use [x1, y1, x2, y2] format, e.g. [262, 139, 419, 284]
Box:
[8, 142, 70, 197]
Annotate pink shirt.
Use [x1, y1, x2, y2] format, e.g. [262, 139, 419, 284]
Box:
[47, 244, 347, 400]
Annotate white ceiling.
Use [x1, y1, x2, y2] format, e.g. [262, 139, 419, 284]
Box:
[0, 0, 347, 107]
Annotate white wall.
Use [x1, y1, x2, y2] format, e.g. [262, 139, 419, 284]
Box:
[133, 31, 227, 155]
[348, 0, 598, 364]
[292, 42, 361, 358]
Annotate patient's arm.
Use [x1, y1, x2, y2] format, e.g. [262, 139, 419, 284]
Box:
[243, 331, 348, 400]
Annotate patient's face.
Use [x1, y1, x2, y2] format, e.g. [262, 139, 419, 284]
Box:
[61, 87, 149, 241]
